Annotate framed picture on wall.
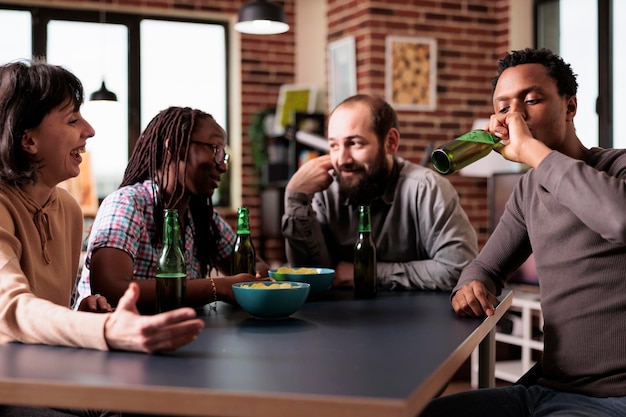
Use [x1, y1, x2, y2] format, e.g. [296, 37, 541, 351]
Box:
[274, 84, 318, 135]
[327, 36, 357, 111]
[385, 36, 437, 111]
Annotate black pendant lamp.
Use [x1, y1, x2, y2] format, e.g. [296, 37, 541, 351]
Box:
[234, 0, 289, 35]
[90, 80, 117, 101]
[90, 2, 118, 102]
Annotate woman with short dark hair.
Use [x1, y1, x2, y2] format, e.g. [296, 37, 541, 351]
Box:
[0, 58, 203, 416]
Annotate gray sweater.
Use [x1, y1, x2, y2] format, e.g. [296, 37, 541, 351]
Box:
[454, 148, 626, 397]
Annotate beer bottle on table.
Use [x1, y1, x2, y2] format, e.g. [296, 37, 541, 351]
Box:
[231, 206, 256, 275]
[431, 130, 502, 175]
[354, 204, 377, 299]
[156, 209, 187, 313]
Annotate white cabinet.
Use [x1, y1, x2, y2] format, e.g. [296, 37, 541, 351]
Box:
[471, 286, 543, 388]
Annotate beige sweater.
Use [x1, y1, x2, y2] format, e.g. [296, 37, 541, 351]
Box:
[0, 183, 108, 350]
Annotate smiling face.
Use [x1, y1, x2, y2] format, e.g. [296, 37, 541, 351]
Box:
[327, 102, 394, 203]
[22, 99, 95, 189]
[178, 115, 228, 196]
[492, 63, 577, 151]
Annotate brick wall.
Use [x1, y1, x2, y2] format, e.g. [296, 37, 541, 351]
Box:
[234, 1, 296, 265]
[326, 0, 510, 251]
[45, 0, 510, 266]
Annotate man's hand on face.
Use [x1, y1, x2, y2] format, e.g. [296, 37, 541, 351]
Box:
[286, 155, 334, 194]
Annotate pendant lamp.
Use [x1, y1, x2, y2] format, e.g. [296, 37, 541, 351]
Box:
[90, 3, 118, 102]
[90, 81, 117, 101]
[234, 0, 289, 35]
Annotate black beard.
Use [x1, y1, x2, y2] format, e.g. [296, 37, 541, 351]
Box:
[337, 150, 389, 205]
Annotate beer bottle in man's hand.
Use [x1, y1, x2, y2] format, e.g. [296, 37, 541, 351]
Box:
[156, 209, 187, 312]
[354, 204, 377, 299]
[431, 130, 502, 175]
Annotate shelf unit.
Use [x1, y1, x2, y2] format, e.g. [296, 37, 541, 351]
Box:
[471, 287, 543, 388]
[258, 113, 327, 261]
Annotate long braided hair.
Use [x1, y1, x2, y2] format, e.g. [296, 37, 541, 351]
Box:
[121, 106, 221, 276]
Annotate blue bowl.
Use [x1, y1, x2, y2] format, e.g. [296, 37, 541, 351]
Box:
[232, 282, 310, 319]
[268, 267, 335, 297]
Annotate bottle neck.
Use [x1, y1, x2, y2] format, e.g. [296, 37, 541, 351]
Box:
[358, 231, 371, 239]
[236, 207, 251, 235]
[236, 224, 251, 234]
[358, 205, 372, 233]
[163, 209, 181, 248]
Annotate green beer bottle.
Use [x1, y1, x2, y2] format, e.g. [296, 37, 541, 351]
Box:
[156, 209, 187, 313]
[354, 204, 377, 299]
[431, 130, 502, 175]
[231, 207, 256, 275]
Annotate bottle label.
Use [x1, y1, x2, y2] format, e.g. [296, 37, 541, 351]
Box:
[456, 130, 499, 144]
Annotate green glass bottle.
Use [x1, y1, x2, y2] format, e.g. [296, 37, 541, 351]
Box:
[156, 209, 187, 313]
[354, 204, 377, 299]
[231, 207, 256, 275]
[431, 130, 502, 175]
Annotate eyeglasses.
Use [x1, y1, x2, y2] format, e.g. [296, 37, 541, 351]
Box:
[190, 141, 230, 165]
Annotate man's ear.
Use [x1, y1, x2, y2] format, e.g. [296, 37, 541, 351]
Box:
[21, 132, 38, 155]
[384, 128, 400, 154]
[566, 95, 577, 122]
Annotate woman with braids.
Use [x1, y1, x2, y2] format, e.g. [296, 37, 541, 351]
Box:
[76, 106, 269, 313]
[0, 59, 203, 415]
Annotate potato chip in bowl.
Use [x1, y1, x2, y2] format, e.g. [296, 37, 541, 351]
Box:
[268, 267, 335, 297]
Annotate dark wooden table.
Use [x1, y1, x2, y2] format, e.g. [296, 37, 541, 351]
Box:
[0, 289, 512, 417]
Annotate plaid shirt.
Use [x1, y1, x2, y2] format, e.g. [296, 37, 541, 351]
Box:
[76, 180, 235, 304]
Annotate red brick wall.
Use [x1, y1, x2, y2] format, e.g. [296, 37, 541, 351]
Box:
[48, 0, 510, 266]
[327, 0, 510, 251]
[234, 1, 296, 265]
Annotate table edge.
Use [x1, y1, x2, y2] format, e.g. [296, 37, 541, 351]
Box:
[405, 290, 513, 416]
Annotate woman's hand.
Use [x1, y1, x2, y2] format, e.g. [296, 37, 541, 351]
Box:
[332, 261, 354, 287]
[104, 283, 204, 354]
[214, 273, 272, 304]
[255, 260, 270, 278]
[77, 294, 113, 313]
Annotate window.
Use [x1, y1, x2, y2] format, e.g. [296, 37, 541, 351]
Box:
[47, 20, 129, 197]
[536, 0, 598, 148]
[0, 10, 30, 61]
[140, 20, 226, 130]
[0, 5, 230, 205]
[536, 0, 623, 149]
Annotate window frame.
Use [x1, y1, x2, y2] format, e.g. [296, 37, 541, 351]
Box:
[1, 3, 233, 206]
[535, 0, 613, 148]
